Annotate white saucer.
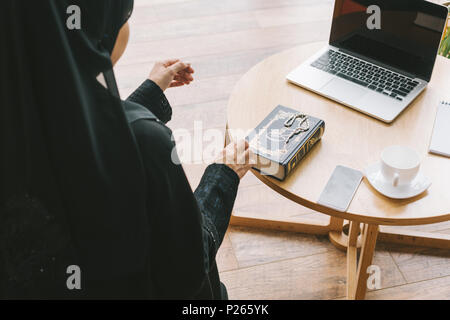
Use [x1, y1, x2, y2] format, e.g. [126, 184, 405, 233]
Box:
[364, 162, 431, 199]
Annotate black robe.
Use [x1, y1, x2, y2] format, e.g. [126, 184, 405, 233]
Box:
[124, 80, 239, 299]
[0, 0, 239, 299]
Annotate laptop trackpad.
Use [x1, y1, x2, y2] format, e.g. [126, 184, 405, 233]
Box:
[321, 78, 367, 102]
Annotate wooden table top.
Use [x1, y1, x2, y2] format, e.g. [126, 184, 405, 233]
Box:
[227, 42, 450, 226]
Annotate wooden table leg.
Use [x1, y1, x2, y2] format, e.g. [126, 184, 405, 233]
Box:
[329, 216, 344, 231]
[329, 218, 363, 251]
[346, 221, 360, 299]
[354, 224, 379, 300]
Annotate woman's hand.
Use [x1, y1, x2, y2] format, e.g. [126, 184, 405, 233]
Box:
[149, 59, 194, 91]
[216, 140, 254, 180]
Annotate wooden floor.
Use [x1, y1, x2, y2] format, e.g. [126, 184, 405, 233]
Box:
[116, 0, 450, 300]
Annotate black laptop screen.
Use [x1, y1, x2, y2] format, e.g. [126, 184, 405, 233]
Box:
[329, 0, 447, 81]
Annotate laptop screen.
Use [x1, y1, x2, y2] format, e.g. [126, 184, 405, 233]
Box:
[329, 0, 447, 81]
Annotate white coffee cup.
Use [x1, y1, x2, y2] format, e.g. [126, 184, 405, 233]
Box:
[380, 145, 420, 187]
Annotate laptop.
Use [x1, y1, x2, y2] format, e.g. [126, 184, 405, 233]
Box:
[287, 0, 448, 123]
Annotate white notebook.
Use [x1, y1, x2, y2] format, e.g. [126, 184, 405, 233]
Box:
[429, 101, 450, 157]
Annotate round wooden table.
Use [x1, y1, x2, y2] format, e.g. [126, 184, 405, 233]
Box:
[226, 42, 450, 300]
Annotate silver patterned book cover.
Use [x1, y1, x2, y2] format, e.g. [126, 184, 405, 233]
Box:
[246, 105, 325, 181]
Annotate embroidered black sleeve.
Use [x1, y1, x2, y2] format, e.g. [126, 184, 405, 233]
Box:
[126, 79, 172, 123]
[194, 164, 240, 253]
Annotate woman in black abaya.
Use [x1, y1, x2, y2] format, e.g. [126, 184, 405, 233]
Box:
[0, 0, 251, 299]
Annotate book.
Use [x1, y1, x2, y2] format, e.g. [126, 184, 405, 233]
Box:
[246, 105, 325, 181]
[429, 101, 450, 158]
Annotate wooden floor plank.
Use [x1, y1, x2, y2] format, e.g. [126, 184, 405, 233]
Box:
[129, 3, 332, 42]
[140, 0, 333, 23]
[383, 221, 450, 234]
[169, 100, 228, 132]
[233, 184, 319, 219]
[365, 276, 450, 300]
[255, 3, 333, 28]
[220, 246, 405, 300]
[118, 21, 330, 66]
[216, 233, 240, 273]
[380, 242, 450, 283]
[128, 11, 259, 43]
[228, 226, 333, 268]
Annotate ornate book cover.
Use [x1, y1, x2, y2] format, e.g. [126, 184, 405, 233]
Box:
[246, 105, 325, 181]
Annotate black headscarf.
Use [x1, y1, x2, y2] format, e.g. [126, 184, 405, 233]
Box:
[0, 0, 149, 297]
[102, 0, 135, 54]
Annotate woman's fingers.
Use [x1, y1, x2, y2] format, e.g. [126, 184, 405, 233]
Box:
[236, 140, 247, 163]
[174, 73, 193, 84]
[162, 59, 179, 67]
[184, 65, 195, 74]
[216, 140, 253, 179]
[149, 59, 194, 91]
[239, 149, 255, 168]
[162, 59, 193, 73]
[163, 59, 194, 77]
[157, 59, 194, 87]
[237, 149, 250, 166]
[178, 70, 194, 81]
[169, 61, 189, 75]
[173, 75, 190, 83]
[169, 81, 185, 87]
[226, 140, 250, 163]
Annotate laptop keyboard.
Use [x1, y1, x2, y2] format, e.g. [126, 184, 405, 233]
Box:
[311, 50, 419, 101]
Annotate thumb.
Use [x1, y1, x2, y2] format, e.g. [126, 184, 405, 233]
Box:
[169, 61, 189, 74]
